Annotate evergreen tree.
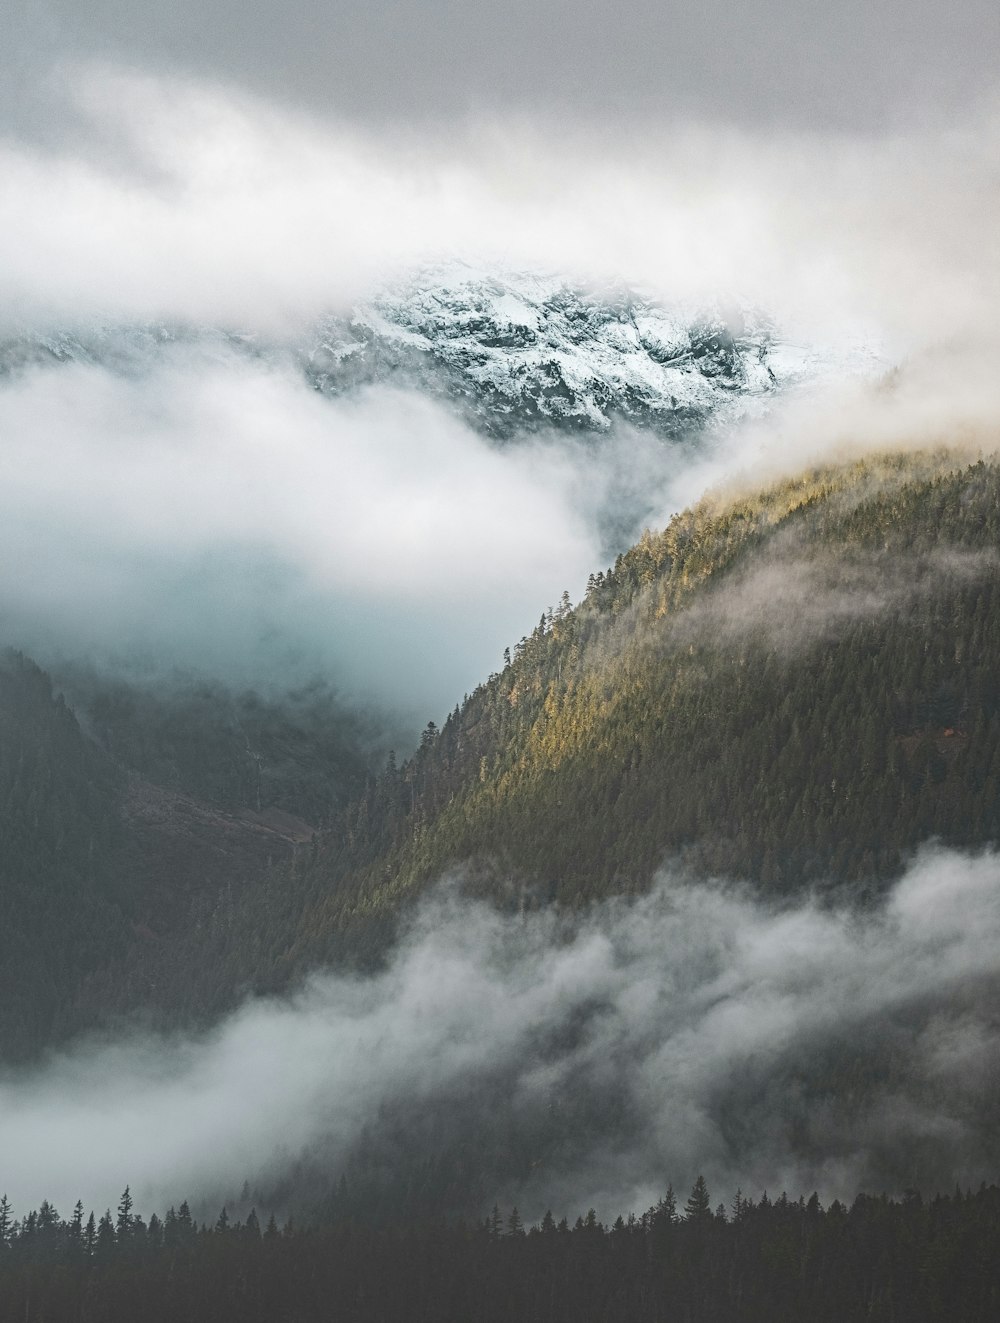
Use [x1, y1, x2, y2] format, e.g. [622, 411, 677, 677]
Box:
[116, 1186, 134, 1240]
[684, 1176, 712, 1222]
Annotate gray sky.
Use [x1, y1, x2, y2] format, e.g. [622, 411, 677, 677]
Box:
[8, 0, 999, 140]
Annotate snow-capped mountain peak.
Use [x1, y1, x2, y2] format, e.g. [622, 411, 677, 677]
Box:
[306, 264, 809, 437]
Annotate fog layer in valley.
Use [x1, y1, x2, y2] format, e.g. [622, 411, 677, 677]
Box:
[2, 846, 998, 1222]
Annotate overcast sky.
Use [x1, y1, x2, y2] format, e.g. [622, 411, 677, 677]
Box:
[8, 0, 999, 142]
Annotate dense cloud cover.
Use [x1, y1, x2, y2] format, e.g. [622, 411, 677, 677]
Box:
[2, 847, 999, 1222]
[0, 344, 695, 713]
[2, 71, 998, 341]
[7, 0, 999, 135]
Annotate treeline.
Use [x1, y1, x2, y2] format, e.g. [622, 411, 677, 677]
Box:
[1, 1179, 998, 1322]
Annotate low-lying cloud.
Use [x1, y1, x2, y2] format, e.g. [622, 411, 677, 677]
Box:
[0, 343, 706, 714]
[0, 351, 576, 708]
[2, 846, 999, 1223]
[676, 544, 999, 654]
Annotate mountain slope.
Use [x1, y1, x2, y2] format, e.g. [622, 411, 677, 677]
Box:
[0, 653, 126, 1055]
[276, 449, 1000, 956]
[0, 663, 379, 1057]
[29, 445, 995, 1221]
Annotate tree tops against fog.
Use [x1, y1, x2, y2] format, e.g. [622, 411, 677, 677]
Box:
[1, 1178, 998, 1322]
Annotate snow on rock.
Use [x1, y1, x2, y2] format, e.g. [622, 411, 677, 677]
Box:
[304, 263, 810, 438]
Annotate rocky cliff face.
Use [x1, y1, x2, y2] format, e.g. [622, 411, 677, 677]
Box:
[304, 264, 814, 437]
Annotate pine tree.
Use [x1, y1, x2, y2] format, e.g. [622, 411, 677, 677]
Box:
[657, 1186, 677, 1225]
[116, 1185, 134, 1240]
[685, 1176, 712, 1222]
[96, 1210, 115, 1257]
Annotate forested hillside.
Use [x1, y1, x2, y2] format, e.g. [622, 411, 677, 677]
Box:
[230, 449, 1000, 980]
[4, 448, 1000, 1054]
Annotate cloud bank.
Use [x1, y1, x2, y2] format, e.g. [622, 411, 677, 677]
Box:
[0, 344, 691, 713]
[0, 69, 997, 346]
[2, 846, 999, 1222]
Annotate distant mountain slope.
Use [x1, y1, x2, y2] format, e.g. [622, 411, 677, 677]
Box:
[0, 662, 379, 1058]
[0, 653, 126, 1056]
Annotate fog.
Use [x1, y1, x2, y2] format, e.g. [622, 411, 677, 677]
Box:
[673, 545, 1000, 656]
[2, 70, 997, 343]
[0, 345, 704, 714]
[0, 64, 996, 716]
[2, 846, 998, 1223]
